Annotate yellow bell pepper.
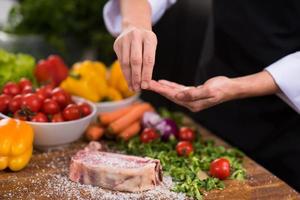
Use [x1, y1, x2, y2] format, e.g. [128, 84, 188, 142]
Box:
[108, 60, 135, 98]
[0, 118, 34, 171]
[60, 77, 101, 102]
[60, 60, 109, 102]
[73, 60, 107, 79]
[104, 87, 123, 101]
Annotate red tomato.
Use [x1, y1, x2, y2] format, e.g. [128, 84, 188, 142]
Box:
[176, 141, 194, 156]
[2, 82, 21, 96]
[36, 88, 47, 101]
[21, 85, 33, 94]
[51, 87, 71, 109]
[31, 112, 48, 122]
[42, 99, 60, 114]
[40, 85, 53, 98]
[178, 127, 196, 142]
[0, 94, 12, 113]
[78, 102, 92, 117]
[62, 104, 81, 121]
[22, 93, 42, 112]
[51, 113, 64, 122]
[9, 95, 23, 113]
[18, 78, 32, 90]
[140, 128, 160, 143]
[13, 110, 27, 121]
[209, 158, 230, 180]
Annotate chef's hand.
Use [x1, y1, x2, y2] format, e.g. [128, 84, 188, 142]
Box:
[148, 77, 236, 112]
[114, 27, 157, 92]
[147, 71, 279, 112]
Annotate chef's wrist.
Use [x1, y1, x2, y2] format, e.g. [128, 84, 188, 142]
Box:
[121, 0, 152, 31]
[231, 71, 279, 99]
[122, 19, 152, 31]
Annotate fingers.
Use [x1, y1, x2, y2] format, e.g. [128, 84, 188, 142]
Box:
[148, 80, 185, 106]
[113, 28, 157, 91]
[130, 34, 143, 91]
[141, 34, 157, 89]
[158, 80, 187, 90]
[148, 80, 216, 112]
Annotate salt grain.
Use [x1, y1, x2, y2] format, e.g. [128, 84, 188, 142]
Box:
[1, 146, 187, 200]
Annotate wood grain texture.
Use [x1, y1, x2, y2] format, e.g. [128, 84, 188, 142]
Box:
[0, 118, 299, 200]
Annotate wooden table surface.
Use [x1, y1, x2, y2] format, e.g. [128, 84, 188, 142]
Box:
[0, 119, 299, 200]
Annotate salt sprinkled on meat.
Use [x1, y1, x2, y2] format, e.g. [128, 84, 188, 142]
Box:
[0, 141, 187, 200]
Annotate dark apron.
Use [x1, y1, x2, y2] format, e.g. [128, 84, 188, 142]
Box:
[194, 0, 300, 190]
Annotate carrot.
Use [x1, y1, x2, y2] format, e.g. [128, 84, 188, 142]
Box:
[108, 103, 153, 134]
[98, 103, 139, 125]
[85, 125, 105, 141]
[118, 121, 141, 141]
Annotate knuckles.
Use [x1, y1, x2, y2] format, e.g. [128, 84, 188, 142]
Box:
[143, 56, 154, 66]
[131, 56, 142, 66]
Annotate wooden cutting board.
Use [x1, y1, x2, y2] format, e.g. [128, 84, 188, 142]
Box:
[0, 118, 299, 200]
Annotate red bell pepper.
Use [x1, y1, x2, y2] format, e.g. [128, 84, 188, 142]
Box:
[35, 55, 69, 86]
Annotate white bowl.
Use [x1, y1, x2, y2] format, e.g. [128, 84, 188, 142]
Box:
[95, 93, 140, 113]
[0, 97, 96, 149]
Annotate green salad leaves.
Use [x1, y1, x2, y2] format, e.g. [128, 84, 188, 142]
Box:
[0, 49, 36, 89]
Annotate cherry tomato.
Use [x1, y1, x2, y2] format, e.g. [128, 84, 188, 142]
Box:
[31, 112, 48, 122]
[22, 93, 42, 112]
[140, 128, 160, 143]
[18, 78, 32, 90]
[35, 88, 47, 101]
[21, 85, 33, 94]
[40, 84, 53, 98]
[2, 82, 21, 96]
[13, 110, 27, 121]
[51, 113, 64, 122]
[176, 141, 194, 156]
[0, 94, 12, 113]
[9, 95, 23, 113]
[62, 104, 81, 121]
[51, 87, 71, 108]
[78, 102, 92, 117]
[178, 127, 196, 142]
[209, 158, 230, 180]
[42, 99, 60, 114]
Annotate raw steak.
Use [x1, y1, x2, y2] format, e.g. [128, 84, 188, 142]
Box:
[69, 142, 163, 192]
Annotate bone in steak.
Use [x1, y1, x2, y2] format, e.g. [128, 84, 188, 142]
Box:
[69, 142, 163, 192]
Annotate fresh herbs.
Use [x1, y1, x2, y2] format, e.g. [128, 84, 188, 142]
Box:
[110, 135, 246, 200]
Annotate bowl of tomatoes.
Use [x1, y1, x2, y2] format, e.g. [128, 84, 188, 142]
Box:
[0, 78, 96, 148]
